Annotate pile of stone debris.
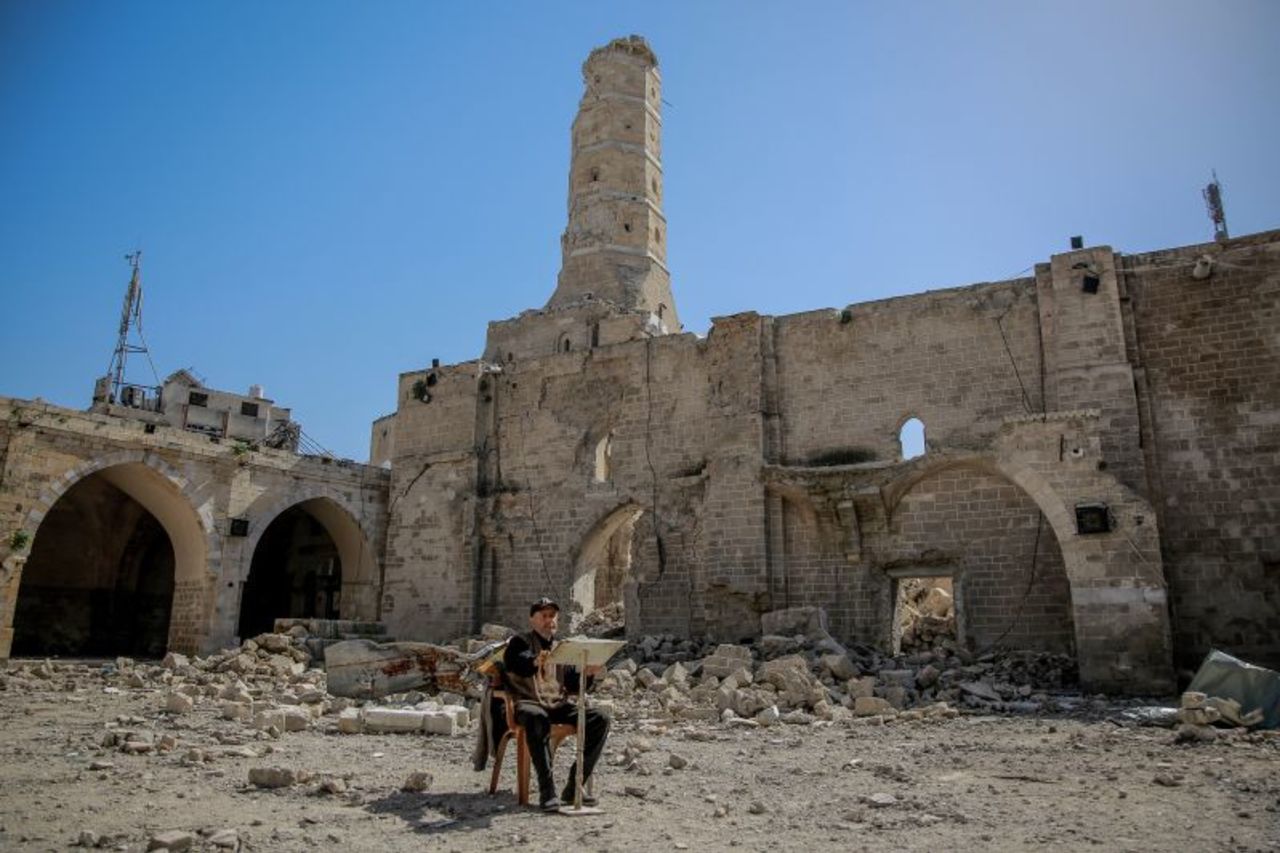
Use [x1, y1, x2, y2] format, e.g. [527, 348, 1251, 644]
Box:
[897, 578, 956, 653]
[590, 606, 1078, 727]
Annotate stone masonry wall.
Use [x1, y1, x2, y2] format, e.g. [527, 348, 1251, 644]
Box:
[1125, 231, 1280, 671]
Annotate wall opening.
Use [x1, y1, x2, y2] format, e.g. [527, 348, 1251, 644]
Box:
[570, 506, 644, 637]
[13, 471, 175, 658]
[899, 417, 925, 460]
[238, 504, 341, 639]
[593, 433, 613, 482]
[891, 575, 958, 655]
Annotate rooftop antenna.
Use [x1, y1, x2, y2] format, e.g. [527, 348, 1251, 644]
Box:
[103, 251, 161, 407]
[1202, 170, 1229, 242]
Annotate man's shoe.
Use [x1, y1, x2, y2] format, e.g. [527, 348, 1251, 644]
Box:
[539, 795, 562, 813]
[560, 786, 598, 807]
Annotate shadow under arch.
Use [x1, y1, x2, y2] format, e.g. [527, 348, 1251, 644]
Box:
[568, 501, 645, 632]
[237, 490, 381, 633]
[6, 451, 213, 657]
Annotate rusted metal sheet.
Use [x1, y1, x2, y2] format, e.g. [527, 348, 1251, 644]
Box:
[325, 639, 470, 699]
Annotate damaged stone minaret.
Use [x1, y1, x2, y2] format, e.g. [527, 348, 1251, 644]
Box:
[548, 35, 678, 333]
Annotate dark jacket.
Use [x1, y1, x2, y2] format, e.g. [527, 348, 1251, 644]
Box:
[502, 630, 586, 709]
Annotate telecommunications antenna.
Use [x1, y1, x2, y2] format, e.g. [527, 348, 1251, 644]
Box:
[1202, 170, 1229, 242]
[104, 251, 161, 406]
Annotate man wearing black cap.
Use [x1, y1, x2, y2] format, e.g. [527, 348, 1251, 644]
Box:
[502, 596, 611, 811]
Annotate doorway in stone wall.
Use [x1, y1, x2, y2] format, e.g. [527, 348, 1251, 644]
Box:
[890, 572, 961, 655]
[237, 505, 341, 639]
[12, 471, 175, 658]
[569, 505, 644, 637]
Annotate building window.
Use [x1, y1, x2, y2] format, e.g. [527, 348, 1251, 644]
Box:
[240, 401, 259, 417]
[899, 417, 926, 460]
[188, 392, 208, 407]
[594, 433, 613, 482]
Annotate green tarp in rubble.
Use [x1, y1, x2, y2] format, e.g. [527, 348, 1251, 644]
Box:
[1187, 649, 1280, 730]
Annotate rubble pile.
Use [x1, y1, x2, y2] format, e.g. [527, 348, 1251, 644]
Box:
[573, 602, 626, 638]
[896, 578, 956, 653]
[592, 607, 1080, 726]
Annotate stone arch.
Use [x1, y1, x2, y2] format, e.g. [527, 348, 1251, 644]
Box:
[883, 454, 1072, 654]
[881, 449, 1172, 692]
[6, 450, 215, 657]
[237, 487, 381, 629]
[568, 502, 644, 633]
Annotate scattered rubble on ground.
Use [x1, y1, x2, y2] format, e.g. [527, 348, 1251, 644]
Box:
[2, 607, 1277, 850]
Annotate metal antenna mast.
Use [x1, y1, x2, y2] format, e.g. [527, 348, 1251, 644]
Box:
[1202, 170, 1229, 242]
[104, 251, 160, 407]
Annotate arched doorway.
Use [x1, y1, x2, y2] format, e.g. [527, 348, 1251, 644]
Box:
[12, 461, 206, 658]
[570, 505, 644, 635]
[238, 505, 339, 638]
[237, 496, 378, 638]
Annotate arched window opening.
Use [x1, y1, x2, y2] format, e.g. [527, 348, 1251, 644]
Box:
[570, 506, 644, 636]
[594, 433, 613, 483]
[899, 417, 926, 460]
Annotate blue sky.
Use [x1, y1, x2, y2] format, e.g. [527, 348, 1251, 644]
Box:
[2, 1, 1276, 461]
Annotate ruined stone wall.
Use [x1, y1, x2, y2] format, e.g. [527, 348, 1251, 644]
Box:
[881, 466, 1074, 653]
[0, 398, 389, 659]
[1125, 231, 1280, 671]
[770, 279, 1046, 465]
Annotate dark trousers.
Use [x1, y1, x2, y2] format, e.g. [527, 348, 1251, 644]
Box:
[516, 702, 610, 802]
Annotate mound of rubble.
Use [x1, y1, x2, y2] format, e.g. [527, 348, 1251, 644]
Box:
[591, 606, 1079, 726]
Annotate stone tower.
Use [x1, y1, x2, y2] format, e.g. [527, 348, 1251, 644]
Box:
[546, 36, 679, 334]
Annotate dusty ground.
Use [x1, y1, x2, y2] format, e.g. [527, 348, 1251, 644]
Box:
[1, 662, 1277, 852]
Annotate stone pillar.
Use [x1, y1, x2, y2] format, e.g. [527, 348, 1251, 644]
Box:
[548, 36, 679, 333]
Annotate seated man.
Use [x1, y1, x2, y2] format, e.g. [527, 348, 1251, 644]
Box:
[502, 597, 611, 811]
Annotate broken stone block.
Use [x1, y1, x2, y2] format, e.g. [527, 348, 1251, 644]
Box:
[207, 829, 239, 849]
[253, 709, 287, 732]
[364, 707, 428, 733]
[700, 644, 753, 679]
[958, 681, 1001, 703]
[1179, 691, 1207, 709]
[164, 692, 194, 714]
[1177, 706, 1221, 726]
[221, 701, 252, 722]
[422, 709, 463, 736]
[853, 696, 897, 717]
[635, 668, 659, 689]
[882, 685, 908, 710]
[248, 766, 298, 788]
[757, 656, 818, 706]
[147, 830, 195, 851]
[754, 705, 780, 726]
[668, 753, 688, 770]
[846, 676, 876, 699]
[821, 654, 858, 681]
[337, 708, 364, 734]
[256, 633, 291, 654]
[277, 705, 311, 731]
[161, 652, 189, 671]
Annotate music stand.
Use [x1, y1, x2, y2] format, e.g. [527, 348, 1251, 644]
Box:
[546, 636, 625, 815]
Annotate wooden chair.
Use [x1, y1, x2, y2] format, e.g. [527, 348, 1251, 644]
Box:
[487, 687, 577, 805]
